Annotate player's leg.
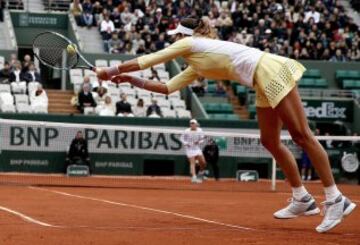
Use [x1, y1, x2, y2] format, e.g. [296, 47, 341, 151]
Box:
[257, 107, 302, 187]
[188, 156, 201, 183]
[275, 87, 356, 232]
[257, 106, 319, 219]
[196, 154, 207, 180]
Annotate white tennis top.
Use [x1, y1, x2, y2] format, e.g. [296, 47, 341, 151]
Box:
[180, 127, 205, 152]
[138, 37, 264, 92]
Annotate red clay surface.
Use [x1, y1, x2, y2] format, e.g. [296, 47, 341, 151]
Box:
[0, 175, 359, 245]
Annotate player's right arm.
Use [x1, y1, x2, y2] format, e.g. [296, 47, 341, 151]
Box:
[96, 37, 193, 80]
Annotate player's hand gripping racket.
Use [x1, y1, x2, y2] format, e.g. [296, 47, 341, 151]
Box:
[33, 31, 94, 70]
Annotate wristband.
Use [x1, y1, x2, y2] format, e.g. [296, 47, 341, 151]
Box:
[106, 66, 120, 78]
[129, 76, 146, 88]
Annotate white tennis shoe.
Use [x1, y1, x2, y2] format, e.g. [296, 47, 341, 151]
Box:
[316, 195, 356, 233]
[274, 194, 320, 219]
[191, 176, 202, 184]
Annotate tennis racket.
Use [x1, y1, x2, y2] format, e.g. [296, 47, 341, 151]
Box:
[33, 31, 94, 70]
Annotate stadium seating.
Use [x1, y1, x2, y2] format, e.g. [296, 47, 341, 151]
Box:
[303, 69, 322, 79]
[0, 56, 4, 70]
[208, 113, 240, 120]
[0, 84, 11, 93]
[336, 70, 360, 88]
[203, 103, 233, 114]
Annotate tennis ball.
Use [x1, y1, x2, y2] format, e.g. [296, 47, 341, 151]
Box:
[66, 44, 76, 56]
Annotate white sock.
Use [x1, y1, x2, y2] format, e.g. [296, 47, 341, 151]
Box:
[292, 186, 309, 200]
[324, 185, 341, 202]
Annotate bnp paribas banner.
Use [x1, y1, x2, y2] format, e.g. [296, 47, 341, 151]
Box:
[0, 119, 300, 159]
[302, 99, 353, 122]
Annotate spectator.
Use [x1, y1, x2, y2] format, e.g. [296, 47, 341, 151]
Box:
[100, 14, 115, 52]
[70, 0, 83, 26]
[148, 67, 160, 81]
[330, 49, 348, 62]
[133, 98, 146, 117]
[304, 6, 320, 23]
[22, 54, 32, 73]
[94, 86, 108, 105]
[191, 77, 207, 96]
[9, 61, 25, 82]
[0, 0, 4, 22]
[82, 0, 93, 28]
[116, 93, 133, 116]
[146, 99, 162, 117]
[108, 33, 123, 53]
[81, 75, 92, 91]
[65, 131, 91, 174]
[203, 138, 220, 181]
[0, 61, 10, 83]
[92, 1, 103, 25]
[215, 81, 226, 96]
[30, 84, 48, 110]
[23, 62, 41, 82]
[78, 83, 96, 113]
[97, 95, 115, 116]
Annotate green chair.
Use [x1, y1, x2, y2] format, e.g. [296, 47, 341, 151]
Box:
[236, 85, 247, 95]
[343, 80, 354, 89]
[314, 78, 328, 88]
[207, 84, 216, 93]
[299, 78, 315, 87]
[303, 69, 321, 78]
[219, 103, 233, 114]
[248, 104, 257, 119]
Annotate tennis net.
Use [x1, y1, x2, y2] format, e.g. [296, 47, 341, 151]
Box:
[0, 118, 359, 191]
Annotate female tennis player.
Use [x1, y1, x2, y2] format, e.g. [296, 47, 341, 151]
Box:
[180, 118, 207, 183]
[96, 17, 356, 233]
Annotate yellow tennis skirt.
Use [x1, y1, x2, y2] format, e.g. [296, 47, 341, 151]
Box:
[253, 53, 306, 108]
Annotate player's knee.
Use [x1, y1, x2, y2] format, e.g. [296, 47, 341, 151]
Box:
[290, 128, 314, 148]
[260, 136, 280, 152]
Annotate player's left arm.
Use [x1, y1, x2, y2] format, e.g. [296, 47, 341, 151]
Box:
[111, 66, 198, 95]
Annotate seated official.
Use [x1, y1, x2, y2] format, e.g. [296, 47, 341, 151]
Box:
[65, 131, 91, 173]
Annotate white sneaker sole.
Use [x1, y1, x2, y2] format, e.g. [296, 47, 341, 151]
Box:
[274, 207, 320, 219]
[316, 202, 356, 233]
[344, 202, 356, 216]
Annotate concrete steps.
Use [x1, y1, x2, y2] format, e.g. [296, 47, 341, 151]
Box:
[77, 27, 105, 54]
[47, 89, 80, 114]
[227, 87, 250, 120]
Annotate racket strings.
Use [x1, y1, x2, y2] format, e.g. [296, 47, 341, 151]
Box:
[33, 33, 78, 69]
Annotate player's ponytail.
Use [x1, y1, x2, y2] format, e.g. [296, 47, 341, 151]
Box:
[193, 17, 218, 39]
[180, 17, 217, 39]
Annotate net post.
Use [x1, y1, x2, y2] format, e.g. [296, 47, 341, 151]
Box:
[61, 50, 67, 91]
[271, 157, 276, 191]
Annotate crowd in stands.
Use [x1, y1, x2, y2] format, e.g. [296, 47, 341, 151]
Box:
[70, 0, 360, 61]
[72, 61, 189, 117]
[76, 75, 169, 117]
[0, 54, 48, 113]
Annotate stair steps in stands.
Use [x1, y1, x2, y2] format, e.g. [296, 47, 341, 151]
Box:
[227, 87, 250, 120]
[47, 89, 79, 114]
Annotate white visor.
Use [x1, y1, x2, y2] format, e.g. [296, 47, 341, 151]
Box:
[167, 24, 194, 36]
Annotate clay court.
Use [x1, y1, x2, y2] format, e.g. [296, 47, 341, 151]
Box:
[0, 175, 359, 245]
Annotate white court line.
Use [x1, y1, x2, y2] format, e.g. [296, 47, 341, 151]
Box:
[30, 186, 255, 231]
[0, 205, 60, 228]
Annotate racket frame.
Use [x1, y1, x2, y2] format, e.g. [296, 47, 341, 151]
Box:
[33, 31, 94, 71]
